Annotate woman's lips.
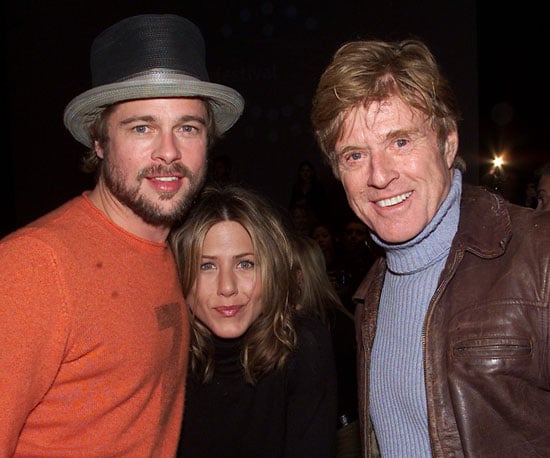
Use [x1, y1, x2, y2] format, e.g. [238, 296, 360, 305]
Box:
[214, 305, 243, 317]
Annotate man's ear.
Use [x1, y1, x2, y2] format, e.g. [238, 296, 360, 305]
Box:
[94, 140, 105, 159]
[444, 130, 459, 168]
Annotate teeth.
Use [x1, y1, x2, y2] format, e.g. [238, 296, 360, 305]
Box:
[376, 191, 412, 207]
[154, 177, 178, 182]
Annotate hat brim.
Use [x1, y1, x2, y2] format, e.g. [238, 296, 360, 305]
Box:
[63, 72, 244, 147]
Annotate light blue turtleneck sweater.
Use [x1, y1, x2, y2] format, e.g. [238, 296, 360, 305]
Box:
[369, 170, 462, 457]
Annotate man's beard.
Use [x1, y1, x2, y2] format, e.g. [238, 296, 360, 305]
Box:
[102, 158, 206, 226]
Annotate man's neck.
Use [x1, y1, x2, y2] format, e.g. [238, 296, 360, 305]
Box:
[88, 185, 170, 244]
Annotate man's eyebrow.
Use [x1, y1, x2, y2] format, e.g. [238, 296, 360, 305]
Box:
[178, 114, 207, 125]
[120, 115, 155, 125]
[384, 127, 421, 138]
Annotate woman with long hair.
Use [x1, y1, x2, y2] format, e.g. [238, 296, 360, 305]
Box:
[170, 184, 337, 458]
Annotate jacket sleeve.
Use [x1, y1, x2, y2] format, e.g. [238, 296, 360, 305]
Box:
[0, 235, 68, 455]
[284, 316, 338, 458]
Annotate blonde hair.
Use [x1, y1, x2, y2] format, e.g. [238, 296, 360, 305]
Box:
[291, 234, 353, 325]
[169, 184, 297, 384]
[311, 39, 464, 178]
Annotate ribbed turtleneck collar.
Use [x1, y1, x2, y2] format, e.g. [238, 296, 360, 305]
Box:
[371, 169, 462, 274]
[212, 334, 245, 378]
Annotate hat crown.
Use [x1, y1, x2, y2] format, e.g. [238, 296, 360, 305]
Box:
[64, 13, 244, 147]
[90, 14, 209, 87]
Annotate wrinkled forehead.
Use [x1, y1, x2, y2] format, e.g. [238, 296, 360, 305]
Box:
[349, 96, 425, 127]
[337, 96, 429, 145]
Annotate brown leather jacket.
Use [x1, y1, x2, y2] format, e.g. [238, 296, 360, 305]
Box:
[354, 184, 550, 458]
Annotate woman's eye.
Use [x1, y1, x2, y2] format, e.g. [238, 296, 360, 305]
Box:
[238, 260, 254, 269]
[200, 262, 215, 271]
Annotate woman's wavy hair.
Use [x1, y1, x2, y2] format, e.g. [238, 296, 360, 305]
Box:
[311, 39, 465, 178]
[169, 184, 297, 384]
[80, 97, 218, 178]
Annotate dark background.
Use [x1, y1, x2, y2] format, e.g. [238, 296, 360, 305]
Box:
[3, 1, 549, 238]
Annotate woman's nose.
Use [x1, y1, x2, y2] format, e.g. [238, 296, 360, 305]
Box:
[217, 269, 238, 296]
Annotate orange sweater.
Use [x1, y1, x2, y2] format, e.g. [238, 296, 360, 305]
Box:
[0, 194, 189, 457]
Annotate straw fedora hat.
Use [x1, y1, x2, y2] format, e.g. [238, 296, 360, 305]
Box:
[63, 14, 244, 148]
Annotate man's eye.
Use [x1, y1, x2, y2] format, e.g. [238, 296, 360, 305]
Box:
[133, 125, 149, 134]
[181, 125, 198, 133]
[340, 151, 362, 163]
[396, 138, 408, 148]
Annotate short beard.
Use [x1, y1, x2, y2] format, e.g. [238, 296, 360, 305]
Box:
[102, 160, 206, 227]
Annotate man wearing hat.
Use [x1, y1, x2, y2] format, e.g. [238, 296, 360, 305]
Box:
[0, 14, 243, 456]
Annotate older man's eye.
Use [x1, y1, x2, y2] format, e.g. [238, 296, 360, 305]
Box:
[396, 138, 408, 148]
[342, 151, 363, 162]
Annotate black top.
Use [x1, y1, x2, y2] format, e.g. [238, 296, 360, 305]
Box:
[177, 315, 338, 458]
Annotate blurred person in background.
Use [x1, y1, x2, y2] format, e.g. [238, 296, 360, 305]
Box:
[535, 161, 550, 212]
[289, 201, 319, 236]
[206, 153, 234, 186]
[311, 221, 350, 302]
[292, 233, 361, 458]
[289, 160, 330, 223]
[339, 216, 381, 300]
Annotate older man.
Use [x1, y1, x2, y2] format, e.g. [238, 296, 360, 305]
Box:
[312, 38, 550, 457]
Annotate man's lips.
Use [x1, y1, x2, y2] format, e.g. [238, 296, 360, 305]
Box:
[375, 191, 412, 207]
[147, 175, 183, 193]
